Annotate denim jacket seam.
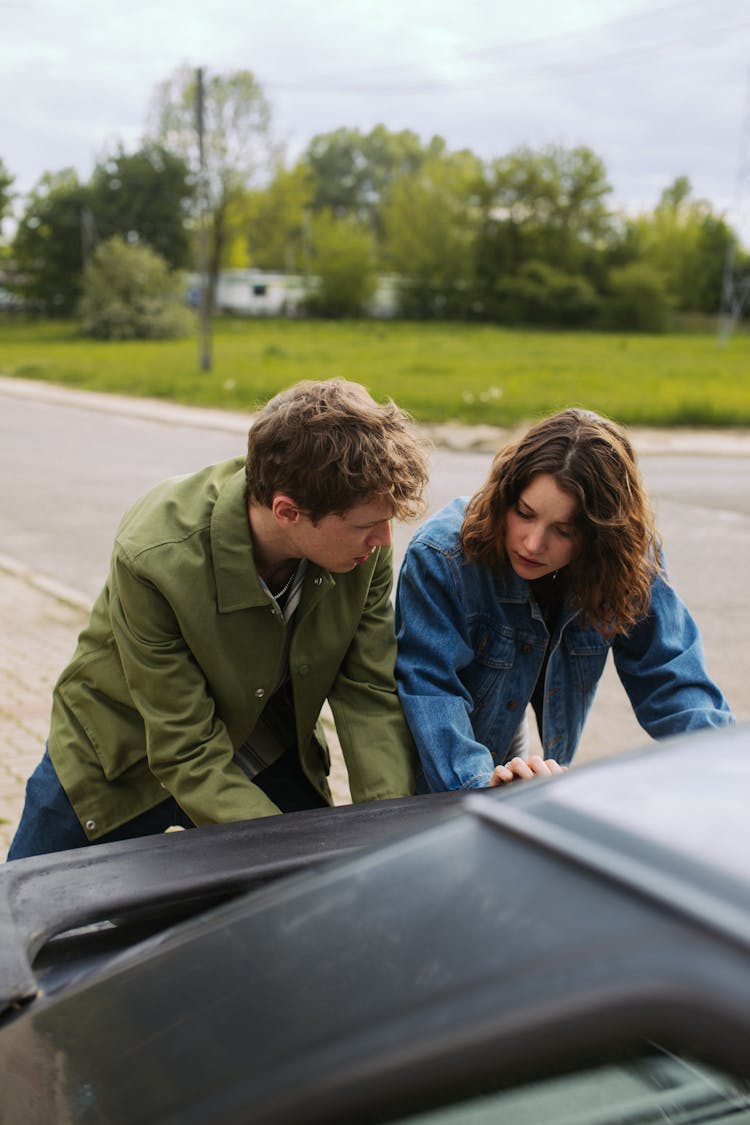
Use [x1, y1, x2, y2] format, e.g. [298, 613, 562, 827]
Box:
[458, 772, 492, 791]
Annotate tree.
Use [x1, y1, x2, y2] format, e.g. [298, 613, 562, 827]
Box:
[304, 210, 377, 317]
[601, 263, 672, 332]
[226, 162, 314, 272]
[11, 169, 91, 314]
[303, 125, 445, 241]
[629, 177, 735, 314]
[381, 149, 484, 317]
[147, 66, 276, 313]
[489, 261, 600, 327]
[476, 145, 614, 285]
[78, 234, 193, 339]
[0, 160, 14, 289]
[0, 158, 13, 230]
[88, 144, 194, 269]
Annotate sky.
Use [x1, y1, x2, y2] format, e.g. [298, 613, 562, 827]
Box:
[2, 0, 750, 238]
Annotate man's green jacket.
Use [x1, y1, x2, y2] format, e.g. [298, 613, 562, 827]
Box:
[49, 459, 416, 840]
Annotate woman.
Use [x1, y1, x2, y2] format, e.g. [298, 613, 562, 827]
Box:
[395, 408, 734, 791]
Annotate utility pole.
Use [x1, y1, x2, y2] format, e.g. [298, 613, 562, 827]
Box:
[195, 67, 212, 372]
[79, 205, 97, 264]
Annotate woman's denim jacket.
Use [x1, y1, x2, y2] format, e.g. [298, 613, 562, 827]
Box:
[395, 498, 734, 792]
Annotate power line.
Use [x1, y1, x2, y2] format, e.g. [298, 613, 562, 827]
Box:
[263, 6, 749, 96]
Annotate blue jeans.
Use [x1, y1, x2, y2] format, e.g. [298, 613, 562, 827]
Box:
[6, 745, 326, 861]
[6, 747, 195, 861]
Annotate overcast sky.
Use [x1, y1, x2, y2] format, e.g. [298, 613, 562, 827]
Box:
[2, 0, 750, 237]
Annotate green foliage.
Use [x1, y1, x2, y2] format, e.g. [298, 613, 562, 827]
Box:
[601, 263, 672, 332]
[147, 66, 275, 311]
[149, 66, 274, 196]
[303, 211, 377, 317]
[478, 145, 614, 279]
[9, 147, 195, 317]
[627, 178, 734, 314]
[2, 318, 748, 427]
[488, 261, 600, 326]
[6, 61, 747, 329]
[232, 163, 314, 271]
[382, 150, 484, 317]
[88, 144, 194, 269]
[11, 169, 91, 315]
[0, 158, 13, 228]
[303, 125, 444, 238]
[78, 235, 193, 339]
[471, 145, 623, 326]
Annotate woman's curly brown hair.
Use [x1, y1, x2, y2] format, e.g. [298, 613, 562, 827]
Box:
[461, 408, 662, 635]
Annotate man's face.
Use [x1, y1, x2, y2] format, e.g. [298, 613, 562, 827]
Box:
[290, 496, 395, 573]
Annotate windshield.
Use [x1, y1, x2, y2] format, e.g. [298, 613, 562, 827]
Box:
[394, 1045, 750, 1125]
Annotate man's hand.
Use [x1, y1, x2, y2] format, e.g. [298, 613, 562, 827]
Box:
[489, 755, 566, 787]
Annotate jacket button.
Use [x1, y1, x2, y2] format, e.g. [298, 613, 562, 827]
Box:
[298, 664, 309, 676]
[314, 576, 323, 586]
[506, 700, 519, 711]
[521, 643, 533, 655]
[85, 819, 96, 831]
[255, 687, 265, 699]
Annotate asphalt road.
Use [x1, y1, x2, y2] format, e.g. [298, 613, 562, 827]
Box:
[1, 384, 748, 764]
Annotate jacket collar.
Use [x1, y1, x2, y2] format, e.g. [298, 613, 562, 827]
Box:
[492, 564, 532, 604]
[210, 469, 271, 612]
[492, 563, 581, 629]
[210, 468, 335, 613]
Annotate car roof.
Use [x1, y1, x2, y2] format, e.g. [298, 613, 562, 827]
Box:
[471, 722, 750, 949]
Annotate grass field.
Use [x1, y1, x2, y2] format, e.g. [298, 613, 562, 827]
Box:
[1, 316, 749, 427]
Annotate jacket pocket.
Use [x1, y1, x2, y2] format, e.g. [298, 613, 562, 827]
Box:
[57, 646, 146, 780]
[463, 620, 515, 708]
[564, 627, 610, 693]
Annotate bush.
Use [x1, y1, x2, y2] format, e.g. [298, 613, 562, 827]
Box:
[394, 278, 475, 320]
[486, 261, 600, 327]
[78, 235, 193, 339]
[601, 263, 672, 332]
[303, 211, 377, 318]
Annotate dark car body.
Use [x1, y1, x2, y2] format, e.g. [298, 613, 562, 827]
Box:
[1, 725, 750, 1124]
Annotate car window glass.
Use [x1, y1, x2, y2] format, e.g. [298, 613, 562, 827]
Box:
[391, 1047, 750, 1124]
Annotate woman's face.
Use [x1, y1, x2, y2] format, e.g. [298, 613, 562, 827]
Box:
[505, 473, 582, 580]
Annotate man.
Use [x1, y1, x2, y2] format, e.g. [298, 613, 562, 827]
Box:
[8, 379, 429, 859]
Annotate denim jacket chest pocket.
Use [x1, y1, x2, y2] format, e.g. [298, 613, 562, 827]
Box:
[563, 626, 611, 694]
[462, 619, 516, 709]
